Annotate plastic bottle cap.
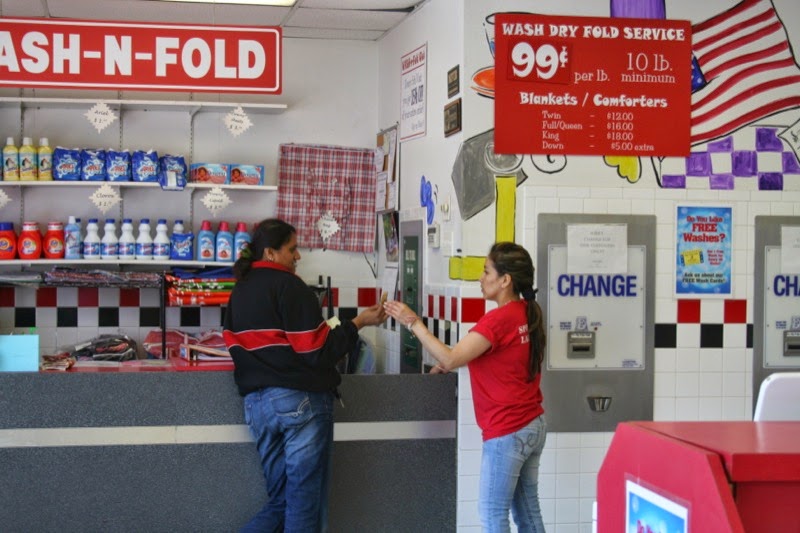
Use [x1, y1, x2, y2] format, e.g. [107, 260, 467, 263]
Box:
[5, 137, 14, 145]
[236, 222, 248, 232]
[219, 221, 230, 231]
[141, 218, 150, 224]
[106, 219, 115, 223]
[22, 137, 32, 145]
[123, 218, 132, 223]
[68, 216, 76, 224]
[89, 218, 98, 223]
[39, 138, 49, 146]
[158, 219, 167, 225]
[201, 220, 212, 230]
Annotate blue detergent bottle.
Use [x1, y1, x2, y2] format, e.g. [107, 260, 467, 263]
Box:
[234, 221, 251, 261]
[215, 221, 233, 262]
[197, 220, 215, 261]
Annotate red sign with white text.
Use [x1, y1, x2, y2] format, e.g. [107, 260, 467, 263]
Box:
[0, 18, 281, 94]
[494, 13, 690, 156]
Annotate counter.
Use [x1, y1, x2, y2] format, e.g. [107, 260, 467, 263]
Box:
[597, 421, 800, 532]
[0, 369, 457, 532]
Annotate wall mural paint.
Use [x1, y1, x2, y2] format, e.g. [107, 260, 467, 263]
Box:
[457, 0, 800, 197]
[445, 0, 800, 281]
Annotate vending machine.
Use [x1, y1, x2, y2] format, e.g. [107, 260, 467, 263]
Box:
[537, 214, 656, 432]
[753, 216, 800, 412]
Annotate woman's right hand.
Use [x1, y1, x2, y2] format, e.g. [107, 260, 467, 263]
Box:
[353, 303, 388, 329]
[383, 300, 418, 329]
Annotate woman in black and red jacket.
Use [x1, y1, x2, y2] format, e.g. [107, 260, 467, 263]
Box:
[224, 218, 386, 533]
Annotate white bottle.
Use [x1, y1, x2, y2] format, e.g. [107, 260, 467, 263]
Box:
[118, 218, 136, 259]
[153, 218, 170, 261]
[83, 218, 101, 259]
[136, 218, 153, 260]
[101, 218, 118, 260]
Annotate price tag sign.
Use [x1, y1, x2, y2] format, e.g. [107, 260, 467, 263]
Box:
[90, 183, 121, 214]
[494, 13, 691, 157]
[201, 186, 233, 217]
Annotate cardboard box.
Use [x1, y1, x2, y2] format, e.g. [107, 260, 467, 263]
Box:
[190, 163, 229, 184]
[229, 164, 265, 186]
[0, 334, 40, 371]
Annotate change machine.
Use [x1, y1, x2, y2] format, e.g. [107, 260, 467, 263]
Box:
[753, 216, 800, 410]
[399, 219, 424, 373]
[537, 214, 655, 432]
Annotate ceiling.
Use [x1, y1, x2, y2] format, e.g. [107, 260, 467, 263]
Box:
[0, 0, 427, 41]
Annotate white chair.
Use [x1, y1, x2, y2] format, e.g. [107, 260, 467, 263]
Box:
[753, 372, 800, 421]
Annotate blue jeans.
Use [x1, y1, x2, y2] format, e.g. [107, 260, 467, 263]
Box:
[241, 387, 334, 533]
[479, 415, 547, 533]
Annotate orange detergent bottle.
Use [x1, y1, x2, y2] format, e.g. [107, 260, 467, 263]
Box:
[17, 221, 42, 260]
[44, 221, 65, 259]
[0, 222, 17, 259]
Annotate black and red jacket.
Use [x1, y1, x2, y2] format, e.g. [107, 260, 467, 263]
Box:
[223, 261, 358, 396]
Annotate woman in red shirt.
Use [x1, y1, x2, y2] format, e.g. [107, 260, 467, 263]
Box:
[384, 242, 546, 532]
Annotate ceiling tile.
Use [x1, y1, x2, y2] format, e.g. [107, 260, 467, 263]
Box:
[43, 0, 288, 26]
[282, 26, 385, 40]
[0, 0, 420, 41]
[287, 7, 405, 31]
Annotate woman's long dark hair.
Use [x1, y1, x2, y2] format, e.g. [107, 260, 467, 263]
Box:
[488, 242, 546, 380]
[233, 218, 296, 281]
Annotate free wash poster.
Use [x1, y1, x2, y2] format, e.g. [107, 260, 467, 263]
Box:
[675, 205, 732, 296]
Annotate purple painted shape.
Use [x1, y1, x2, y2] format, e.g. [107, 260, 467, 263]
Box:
[707, 136, 733, 152]
[732, 150, 757, 176]
[758, 172, 784, 190]
[755, 128, 784, 151]
[783, 152, 800, 174]
[610, 0, 666, 18]
[709, 174, 734, 190]
[686, 152, 711, 176]
[662, 174, 686, 188]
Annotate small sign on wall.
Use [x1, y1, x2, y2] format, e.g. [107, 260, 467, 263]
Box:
[444, 98, 462, 137]
[675, 205, 733, 297]
[400, 43, 427, 142]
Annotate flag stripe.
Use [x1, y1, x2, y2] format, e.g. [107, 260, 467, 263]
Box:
[690, 0, 800, 145]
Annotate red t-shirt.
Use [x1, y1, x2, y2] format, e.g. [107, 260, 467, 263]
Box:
[469, 300, 544, 441]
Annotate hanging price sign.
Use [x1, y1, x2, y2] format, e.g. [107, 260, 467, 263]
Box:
[200, 186, 232, 217]
[494, 13, 691, 157]
[90, 183, 121, 214]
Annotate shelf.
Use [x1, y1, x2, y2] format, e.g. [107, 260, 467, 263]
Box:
[0, 96, 287, 115]
[0, 181, 277, 191]
[0, 259, 234, 267]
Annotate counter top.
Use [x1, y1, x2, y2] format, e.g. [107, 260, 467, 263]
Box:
[631, 421, 800, 481]
[39, 355, 234, 373]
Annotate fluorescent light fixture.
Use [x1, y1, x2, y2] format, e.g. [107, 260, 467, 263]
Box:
[155, 0, 296, 6]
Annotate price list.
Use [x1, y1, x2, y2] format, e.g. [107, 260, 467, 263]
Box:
[494, 13, 692, 157]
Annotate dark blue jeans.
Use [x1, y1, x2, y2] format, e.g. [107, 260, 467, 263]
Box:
[241, 387, 334, 533]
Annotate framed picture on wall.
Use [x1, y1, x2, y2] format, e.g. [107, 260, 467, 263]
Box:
[447, 65, 460, 98]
